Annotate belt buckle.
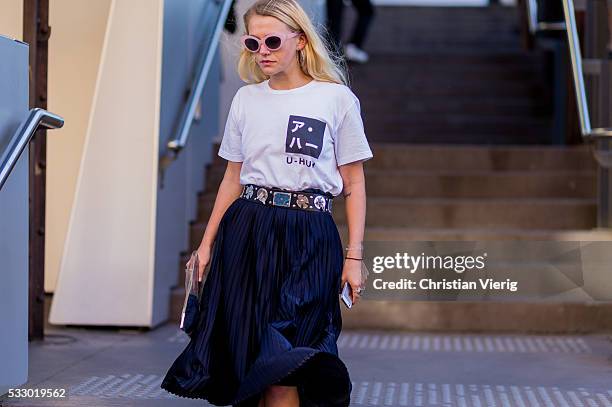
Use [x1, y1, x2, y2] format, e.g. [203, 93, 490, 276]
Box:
[313, 195, 329, 211]
[272, 191, 291, 207]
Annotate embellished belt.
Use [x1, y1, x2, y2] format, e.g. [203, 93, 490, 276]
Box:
[240, 184, 333, 213]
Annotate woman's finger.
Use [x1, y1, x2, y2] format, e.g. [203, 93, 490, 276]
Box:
[351, 287, 359, 303]
[352, 284, 363, 303]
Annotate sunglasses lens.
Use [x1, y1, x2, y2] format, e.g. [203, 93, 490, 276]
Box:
[265, 36, 282, 50]
[244, 38, 259, 51]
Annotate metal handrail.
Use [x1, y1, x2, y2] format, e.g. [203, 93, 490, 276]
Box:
[560, 0, 612, 140]
[0, 108, 64, 191]
[159, 0, 233, 181]
[525, 0, 567, 34]
[526, 0, 612, 144]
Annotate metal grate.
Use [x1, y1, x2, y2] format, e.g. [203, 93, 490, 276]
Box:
[71, 374, 175, 399]
[349, 382, 612, 406]
[168, 330, 593, 354]
[64, 374, 612, 406]
[337, 333, 592, 354]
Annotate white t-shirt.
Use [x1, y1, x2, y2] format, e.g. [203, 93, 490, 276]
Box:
[217, 78, 373, 197]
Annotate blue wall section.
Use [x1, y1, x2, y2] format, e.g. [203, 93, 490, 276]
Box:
[152, 0, 221, 326]
[0, 35, 30, 394]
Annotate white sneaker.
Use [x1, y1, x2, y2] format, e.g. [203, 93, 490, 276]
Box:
[344, 43, 369, 64]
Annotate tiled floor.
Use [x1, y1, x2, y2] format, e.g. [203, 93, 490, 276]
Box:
[2, 323, 612, 406]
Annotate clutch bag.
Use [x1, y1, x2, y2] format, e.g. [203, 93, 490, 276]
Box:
[179, 251, 202, 336]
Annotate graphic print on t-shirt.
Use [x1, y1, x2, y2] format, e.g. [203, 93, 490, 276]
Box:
[285, 115, 326, 159]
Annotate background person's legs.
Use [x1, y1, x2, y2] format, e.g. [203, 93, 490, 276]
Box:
[326, 0, 344, 55]
[343, 0, 374, 63]
[347, 0, 375, 49]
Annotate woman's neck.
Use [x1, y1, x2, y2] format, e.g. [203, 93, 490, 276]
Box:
[268, 71, 313, 91]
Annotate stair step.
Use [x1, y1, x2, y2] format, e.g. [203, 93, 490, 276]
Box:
[361, 170, 595, 198]
[357, 85, 542, 99]
[363, 124, 550, 141]
[186, 223, 611, 254]
[364, 144, 597, 171]
[352, 75, 542, 89]
[357, 5, 519, 19]
[359, 38, 523, 52]
[339, 301, 612, 332]
[347, 7, 523, 50]
[196, 195, 596, 230]
[349, 60, 540, 79]
[361, 133, 551, 145]
[332, 197, 597, 229]
[204, 168, 595, 199]
[363, 101, 548, 117]
[209, 143, 597, 171]
[168, 285, 612, 332]
[360, 95, 548, 112]
[346, 52, 544, 67]
[362, 114, 550, 127]
[186, 224, 611, 260]
[337, 225, 612, 241]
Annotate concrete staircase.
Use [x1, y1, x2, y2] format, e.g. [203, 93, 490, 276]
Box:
[169, 142, 612, 332]
[169, 5, 612, 332]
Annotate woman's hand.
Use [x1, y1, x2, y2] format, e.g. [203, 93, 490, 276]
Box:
[340, 258, 365, 305]
[186, 244, 212, 282]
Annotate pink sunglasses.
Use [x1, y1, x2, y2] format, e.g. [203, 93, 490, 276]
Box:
[240, 31, 301, 52]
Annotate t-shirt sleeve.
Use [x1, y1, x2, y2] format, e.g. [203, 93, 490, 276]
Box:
[218, 90, 244, 162]
[334, 97, 374, 166]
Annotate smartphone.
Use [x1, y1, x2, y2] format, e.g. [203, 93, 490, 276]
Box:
[340, 282, 352, 309]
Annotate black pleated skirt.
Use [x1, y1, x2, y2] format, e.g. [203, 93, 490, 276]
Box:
[161, 190, 352, 406]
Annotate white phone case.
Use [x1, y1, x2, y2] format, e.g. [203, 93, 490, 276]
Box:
[341, 282, 352, 309]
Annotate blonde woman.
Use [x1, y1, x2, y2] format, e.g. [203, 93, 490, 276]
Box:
[162, 0, 373, 405]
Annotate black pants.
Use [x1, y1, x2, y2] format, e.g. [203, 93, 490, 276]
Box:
[326, 0, 375, 51]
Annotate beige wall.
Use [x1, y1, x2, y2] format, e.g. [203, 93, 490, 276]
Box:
[45, 0, 112, 293]
[49, 0, 164, 326]
[0, 0, 23, 40]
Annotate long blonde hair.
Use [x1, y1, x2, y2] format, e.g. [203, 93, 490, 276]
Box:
[237, 0, 349, 86]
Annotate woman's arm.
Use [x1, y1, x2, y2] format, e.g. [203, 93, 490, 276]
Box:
[200, 160, 243, 248]
[194, 160, 243, 279]
[339, 160, 367, 303]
